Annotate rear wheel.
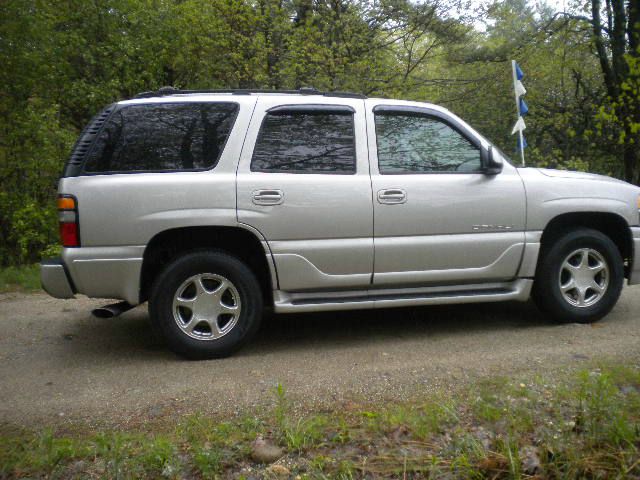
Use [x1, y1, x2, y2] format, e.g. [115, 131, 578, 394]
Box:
[149, 250, 263, 359]
[533, 228, 623, 324]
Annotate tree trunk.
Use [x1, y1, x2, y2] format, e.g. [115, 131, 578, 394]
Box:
[623, 138, 638, 184]
[591, 0, 617, 96]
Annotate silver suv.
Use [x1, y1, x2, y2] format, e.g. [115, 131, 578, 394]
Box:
[41, 88, 640, 359]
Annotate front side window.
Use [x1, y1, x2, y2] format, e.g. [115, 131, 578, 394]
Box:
[375, 112, 481, 174]
[84, 102, 238, 173]
[251, 109, 356, 174]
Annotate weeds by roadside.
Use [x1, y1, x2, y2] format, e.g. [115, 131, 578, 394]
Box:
[1, 364, 639, 479]
[0, 264, 40, 292]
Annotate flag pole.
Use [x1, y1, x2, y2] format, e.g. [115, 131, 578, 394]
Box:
[512, 60, 526, 167]
[518, 130, 525, 167]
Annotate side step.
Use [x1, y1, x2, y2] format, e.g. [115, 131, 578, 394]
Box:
[273, 279, 533, 313]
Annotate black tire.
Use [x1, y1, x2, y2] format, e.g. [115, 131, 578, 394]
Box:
[532, 228, 623, 324]
[149, 250, 263, 359]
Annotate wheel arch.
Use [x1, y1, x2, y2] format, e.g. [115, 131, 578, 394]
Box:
[139, 225, 277, 304]
[539, 212, 632, 277]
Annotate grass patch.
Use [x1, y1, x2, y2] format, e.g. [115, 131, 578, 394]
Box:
[0, 264, 40, 292]
[1, 364, 639, 479]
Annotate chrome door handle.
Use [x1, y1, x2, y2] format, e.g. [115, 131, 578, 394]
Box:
[377, 189, 407, 204]
[252, 189, 284, 205]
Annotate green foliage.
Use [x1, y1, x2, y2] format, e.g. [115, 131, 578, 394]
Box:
[32, 429, 83, 474]
[273, 383, 327, 452]
[0, 98, 75, 264]
[192, 445, 222, 478]
[0, 264, 41, 292]
[138, 436, 179, 477]
[380, 399, 459, 440]
[574, 370, 640, 446]
[1, 365, 640, 478]
[596, 52, 640, 152]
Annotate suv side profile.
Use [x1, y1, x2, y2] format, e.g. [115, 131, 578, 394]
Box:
[41, 88, 640, 359]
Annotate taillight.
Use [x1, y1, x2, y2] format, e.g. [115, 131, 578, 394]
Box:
[57, 195, 80, 247]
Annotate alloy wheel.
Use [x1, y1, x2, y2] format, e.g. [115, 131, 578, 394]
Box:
[172, 273, 241, 340]
[558, 248, 609, 308]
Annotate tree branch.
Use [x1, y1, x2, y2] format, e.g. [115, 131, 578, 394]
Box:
[591, 0, 617, 97]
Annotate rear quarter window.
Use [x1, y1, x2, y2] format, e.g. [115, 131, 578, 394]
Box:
[83, 102, 238, 173]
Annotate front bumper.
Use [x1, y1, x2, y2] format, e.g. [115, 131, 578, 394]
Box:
[629, 227, 640, 285]
[40, 258, 75, 298]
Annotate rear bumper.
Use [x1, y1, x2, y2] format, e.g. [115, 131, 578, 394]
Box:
[40, 258, 75, 298]
[41, 247, 143, 304]
[629, 227, 640, 285]
[61, 246, 144, 305]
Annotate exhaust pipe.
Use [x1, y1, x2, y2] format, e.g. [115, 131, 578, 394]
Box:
[92, 301, 135, 319]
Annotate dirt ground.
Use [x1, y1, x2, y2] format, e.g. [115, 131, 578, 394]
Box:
[1, 289, 639, 429]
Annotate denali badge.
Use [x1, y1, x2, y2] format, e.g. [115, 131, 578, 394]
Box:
[472, 224, 514, 231]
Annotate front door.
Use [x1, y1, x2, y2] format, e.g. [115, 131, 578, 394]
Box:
[237, 97, 373, 292]
[366, 100, 527, 287]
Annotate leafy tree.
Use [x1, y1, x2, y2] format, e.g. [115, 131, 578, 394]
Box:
[587, 0, 640, 182]
[546, 0, 640, 181]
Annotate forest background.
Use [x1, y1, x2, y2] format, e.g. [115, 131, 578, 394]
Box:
[1, 0, 638, 265]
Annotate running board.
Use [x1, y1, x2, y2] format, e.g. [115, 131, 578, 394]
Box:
[273, 279, 533, 313]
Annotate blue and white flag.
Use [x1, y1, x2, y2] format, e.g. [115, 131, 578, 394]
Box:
[511, 117, 526, 135]
[511, 61, 528, 162]
[517, 136, 528, 150]
[519, 98, 528, 116]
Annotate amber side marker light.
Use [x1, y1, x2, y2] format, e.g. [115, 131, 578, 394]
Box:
[57, 195, 80, 247]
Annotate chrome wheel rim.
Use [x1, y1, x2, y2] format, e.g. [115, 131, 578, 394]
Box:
[172, 273, 241, 340]
[559, 248, 609, 308]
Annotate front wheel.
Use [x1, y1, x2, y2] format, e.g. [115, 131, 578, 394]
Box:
[532, 228, 623, 324]
[149, 250, 263, 359]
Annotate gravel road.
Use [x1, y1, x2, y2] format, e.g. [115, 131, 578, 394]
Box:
[1, 289, 639, 428]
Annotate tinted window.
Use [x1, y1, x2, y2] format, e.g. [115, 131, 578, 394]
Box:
[251, 111, 356, 174]
[84, 102, 238, 172]
[375, 113, 481, 174]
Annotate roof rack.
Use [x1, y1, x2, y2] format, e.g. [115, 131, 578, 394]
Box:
[134, 86, 366, 99]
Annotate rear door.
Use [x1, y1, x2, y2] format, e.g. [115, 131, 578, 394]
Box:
[237, 96, 373, 292]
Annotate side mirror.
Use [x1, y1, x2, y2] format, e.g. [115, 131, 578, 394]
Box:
[481, 145, 503, 175]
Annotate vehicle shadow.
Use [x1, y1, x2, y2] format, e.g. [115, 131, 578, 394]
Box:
[61, 300, 550, 361]
[244, 300, 550, 356]
[60, 305, 175, 360]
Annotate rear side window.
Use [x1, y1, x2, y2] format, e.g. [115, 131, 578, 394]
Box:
[84, 102, 238, 173]
[250, 108, 356, 174]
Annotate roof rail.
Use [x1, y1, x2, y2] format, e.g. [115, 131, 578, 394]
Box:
[134, 86, 366, 99]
